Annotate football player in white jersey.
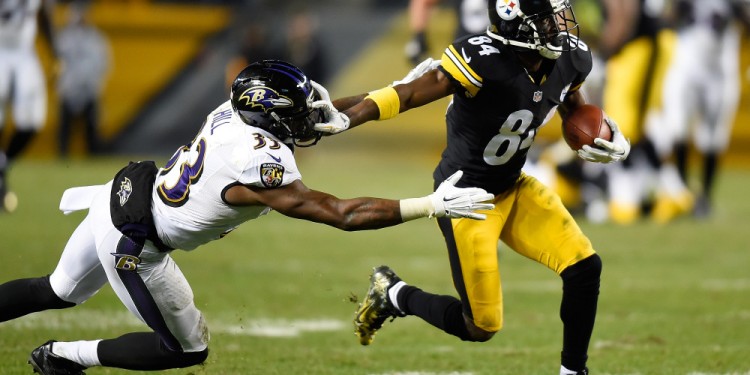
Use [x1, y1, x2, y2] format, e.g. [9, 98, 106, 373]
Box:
[0, 60, 494, 374]
[0, 0, 57, 212]
[657, 0, 749, 218]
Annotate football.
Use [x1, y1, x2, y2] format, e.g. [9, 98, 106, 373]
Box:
[562, 104, 612, 151]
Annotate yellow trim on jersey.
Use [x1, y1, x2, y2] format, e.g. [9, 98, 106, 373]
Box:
[365, 86, 400, 120]
[441, 46, 483, 97]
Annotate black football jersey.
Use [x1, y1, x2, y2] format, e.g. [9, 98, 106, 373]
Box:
[433, 34, 592, 194]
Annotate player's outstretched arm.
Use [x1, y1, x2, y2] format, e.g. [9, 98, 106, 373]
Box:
[313, 65, 454, 135]
[223, 171, 494, 231]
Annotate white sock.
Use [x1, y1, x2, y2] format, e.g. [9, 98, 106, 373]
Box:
[560, 365, 579, 375]
[51, 340, 102, 368]
[388, 280, 407, 314]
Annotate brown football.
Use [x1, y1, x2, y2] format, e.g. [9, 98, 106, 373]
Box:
[562, 104, 612, 151]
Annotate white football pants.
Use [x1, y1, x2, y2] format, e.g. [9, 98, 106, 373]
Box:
[48, 182, 209, 352]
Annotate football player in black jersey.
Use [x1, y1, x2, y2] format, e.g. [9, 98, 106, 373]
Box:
[311, 1, 630, 374]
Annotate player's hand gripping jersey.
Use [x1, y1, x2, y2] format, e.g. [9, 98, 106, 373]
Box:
[152, 100, 302, 250]
[435, 33, 592, 194]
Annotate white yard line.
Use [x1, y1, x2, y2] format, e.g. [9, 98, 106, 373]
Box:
[2, 310, 344, 337]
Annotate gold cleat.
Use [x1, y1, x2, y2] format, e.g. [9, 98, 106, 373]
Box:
[353, 265, 405, 345]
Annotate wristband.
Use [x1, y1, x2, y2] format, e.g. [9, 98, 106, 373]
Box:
[399, 196, 434, 222]
[365, 86, 400, 120]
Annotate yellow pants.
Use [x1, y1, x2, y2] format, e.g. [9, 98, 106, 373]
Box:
[438, 173, 596, 332]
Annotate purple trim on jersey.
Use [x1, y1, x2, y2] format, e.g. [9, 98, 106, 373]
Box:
[114, 234, 183, 352]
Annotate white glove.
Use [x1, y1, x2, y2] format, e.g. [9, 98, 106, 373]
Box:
[429, 170, 495, 220]
[312, 100, 350, 134]
[310, 80, 331, 102]
[577, 117, 631, 163]
[391, 57, 441, 87]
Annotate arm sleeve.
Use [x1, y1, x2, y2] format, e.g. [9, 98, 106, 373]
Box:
[440, 44, 484, 97]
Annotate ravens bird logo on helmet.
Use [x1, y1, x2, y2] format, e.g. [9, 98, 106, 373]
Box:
[238, 87, 294, 113]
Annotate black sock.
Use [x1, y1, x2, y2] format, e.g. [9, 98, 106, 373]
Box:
[702, 153, 718, 198]
[6, 129, 37, 161]
[559, 254, 602, 371]
[398, 285, 471, 340]
[0, 276, 75, 322]
[98, 332, 208, 370]
[674, 142, 688, 182]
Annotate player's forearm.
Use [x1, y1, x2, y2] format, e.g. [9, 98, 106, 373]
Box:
[340, 97, 381, 131]
[558, 90, 587, 119]
[330, 198, 405, 231]
[333, 94, 367, 112]
[315, 196, 441, 231]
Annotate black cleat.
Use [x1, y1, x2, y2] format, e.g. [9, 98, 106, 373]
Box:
[353, 265, 406, 345]
[28, 340, 87, 375]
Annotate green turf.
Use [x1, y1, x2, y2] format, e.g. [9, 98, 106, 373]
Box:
[1, 154, 749, 375]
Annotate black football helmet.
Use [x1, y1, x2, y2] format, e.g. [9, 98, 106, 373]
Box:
[231, 60, 323, 147]
[486, 0, 579, 59]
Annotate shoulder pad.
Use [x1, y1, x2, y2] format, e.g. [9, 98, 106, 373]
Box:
[441, 34, 515, 97]
[568, 39, 593, 76]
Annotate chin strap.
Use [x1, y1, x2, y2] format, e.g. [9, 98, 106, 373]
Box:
[486, 28, 562, 60]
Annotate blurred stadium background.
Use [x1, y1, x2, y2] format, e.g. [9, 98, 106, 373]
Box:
[2, 0, 750, 374]
[6, 0, 750, 163]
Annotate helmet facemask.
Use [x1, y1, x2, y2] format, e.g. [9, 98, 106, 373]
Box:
[488, 0, 580, 60]
[272, 105, 324, 147]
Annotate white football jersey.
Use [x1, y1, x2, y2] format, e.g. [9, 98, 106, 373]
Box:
[152, 100, 302, 250]
[0, 0, 42, 50]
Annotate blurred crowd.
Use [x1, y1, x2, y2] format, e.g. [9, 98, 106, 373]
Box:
[540, 0, 750, 225]
[2, 0, 749, 224]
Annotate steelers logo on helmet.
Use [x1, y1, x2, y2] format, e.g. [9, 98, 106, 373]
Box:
[237, 87, 294, 113]
[496, 0, 520, 21]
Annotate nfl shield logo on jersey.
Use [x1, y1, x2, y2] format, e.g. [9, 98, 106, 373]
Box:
[261, 163, 285, 188]
[533, 91, 543, 103]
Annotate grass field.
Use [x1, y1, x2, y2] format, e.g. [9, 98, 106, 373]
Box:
[1, 149, 750, 375]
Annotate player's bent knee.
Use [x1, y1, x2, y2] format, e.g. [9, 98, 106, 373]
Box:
[561, 254, 602, 286]
[33, 275, 77, 309]
[49, 271, 91, 304]
[464, 315, 499, 342]
[466, 326, 496, 342]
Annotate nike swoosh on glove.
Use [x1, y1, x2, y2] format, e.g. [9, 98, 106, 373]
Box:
[429, 170, 495, 220]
